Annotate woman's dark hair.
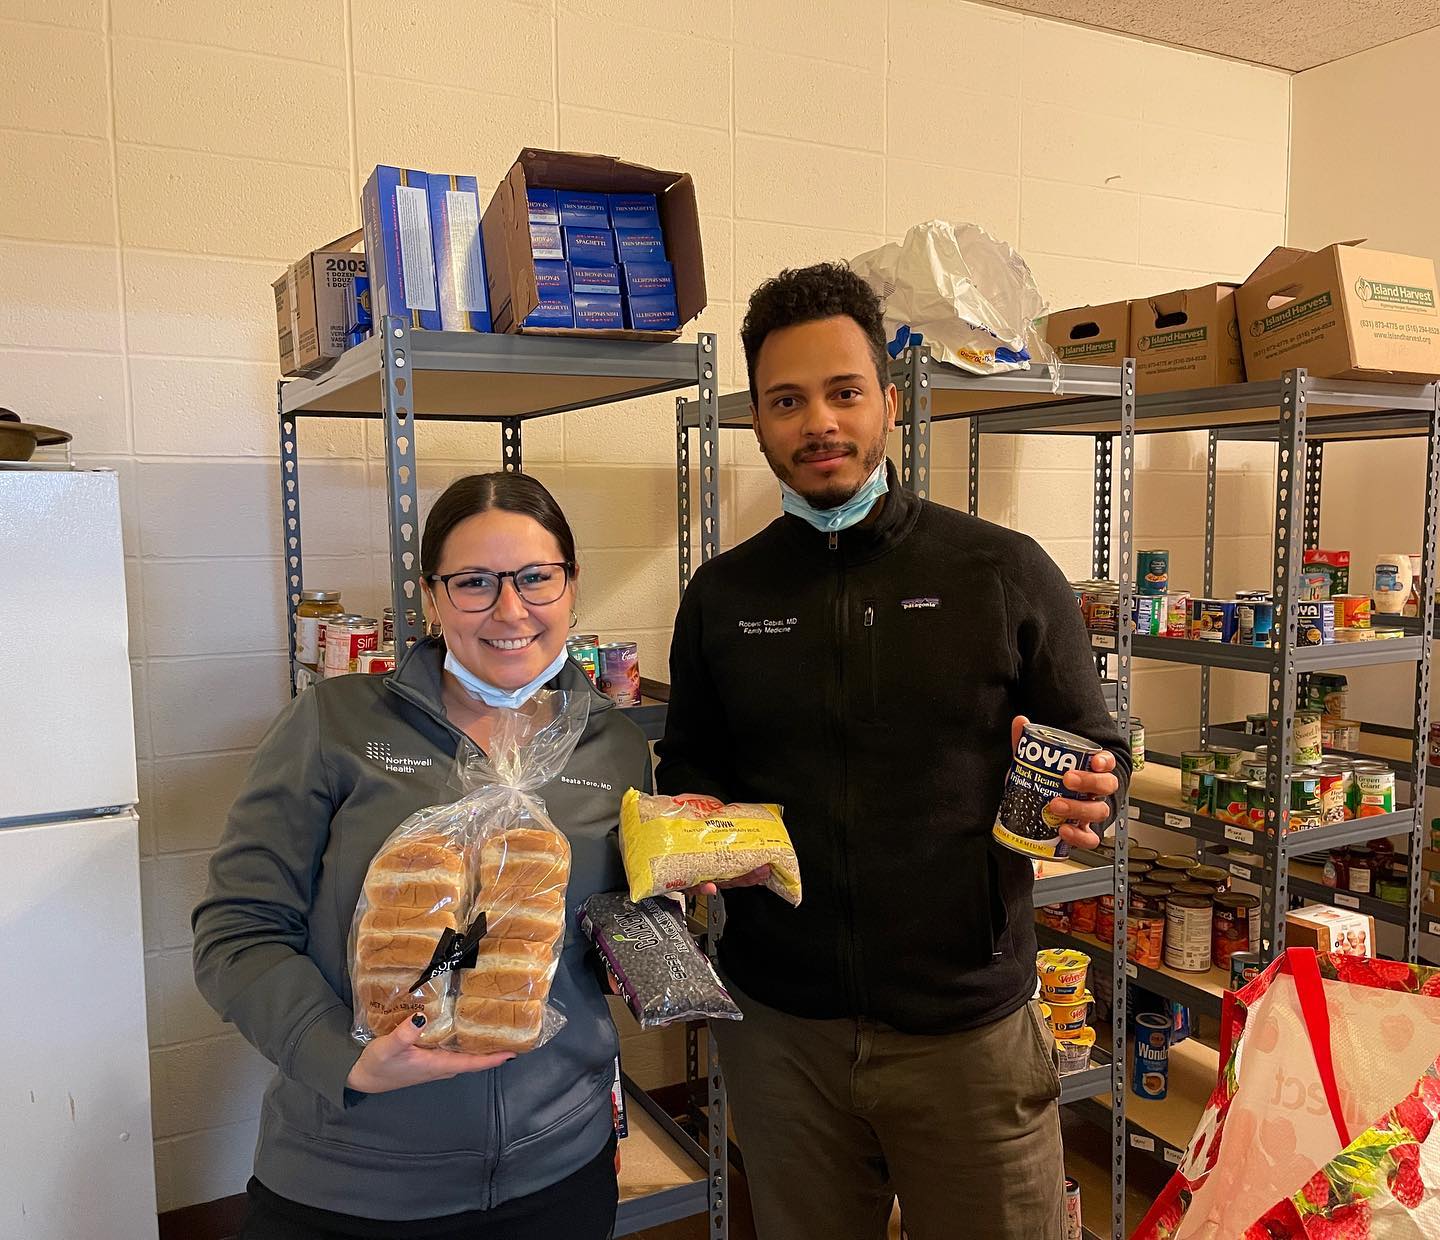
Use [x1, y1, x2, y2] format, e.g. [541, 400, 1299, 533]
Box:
[420, 472, 577, 576]
[741, 261, 889, 403]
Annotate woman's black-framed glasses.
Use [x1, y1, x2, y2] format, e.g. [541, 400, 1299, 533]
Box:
[427, 562, 574, 613]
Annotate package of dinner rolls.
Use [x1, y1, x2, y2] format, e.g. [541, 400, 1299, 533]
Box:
[348, 690, 589, 1056]
[619, 790, 802, 907]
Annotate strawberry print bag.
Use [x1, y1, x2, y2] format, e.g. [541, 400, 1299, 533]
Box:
[1135, 948, 1440, 1238]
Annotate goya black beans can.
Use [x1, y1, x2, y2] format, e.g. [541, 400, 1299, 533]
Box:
[993, 723, 1102, 860]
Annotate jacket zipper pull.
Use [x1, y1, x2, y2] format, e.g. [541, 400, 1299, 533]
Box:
[864, 606, 874, 627]
[829, 531, 838, 551]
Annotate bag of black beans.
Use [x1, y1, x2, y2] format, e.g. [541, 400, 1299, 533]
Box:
[580, 892, 742, 1029]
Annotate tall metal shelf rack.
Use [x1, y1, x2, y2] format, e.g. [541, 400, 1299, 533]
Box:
[275, 319, 729, 1240]
[679, 352, 1440, 1238]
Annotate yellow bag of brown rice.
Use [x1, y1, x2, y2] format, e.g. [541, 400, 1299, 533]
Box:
[619, 790, 802, 907]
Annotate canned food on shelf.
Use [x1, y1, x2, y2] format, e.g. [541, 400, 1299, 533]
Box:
[323, 615, 379, 677]
[295, 589, 344, 667]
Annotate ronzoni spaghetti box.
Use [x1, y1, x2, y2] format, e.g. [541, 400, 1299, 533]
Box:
[1236, 241, 1440, 382]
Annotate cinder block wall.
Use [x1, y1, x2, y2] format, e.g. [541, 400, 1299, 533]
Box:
[0, 0, 1288, 1210]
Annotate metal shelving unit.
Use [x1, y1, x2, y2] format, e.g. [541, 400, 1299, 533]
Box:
[277, 319, 728, 1240]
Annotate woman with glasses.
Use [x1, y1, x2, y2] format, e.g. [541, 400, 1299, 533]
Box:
[194, 472, 651, 1240]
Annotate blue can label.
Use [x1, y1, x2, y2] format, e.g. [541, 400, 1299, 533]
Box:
[993, 723, 1102, 860]
[1132, 1013, 1170, 1099]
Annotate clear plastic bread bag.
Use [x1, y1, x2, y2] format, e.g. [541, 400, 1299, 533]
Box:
[349, 689, 589, 1056]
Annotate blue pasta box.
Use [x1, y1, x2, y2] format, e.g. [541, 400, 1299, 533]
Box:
[572, 292, 624, 330]
[530, 221, 564, 261]
[425, 172, 491, 332]
[620, 261, 675, 300]
[557, 190, 610, 227]
[608, 192, 661, 229]
[523, 259, 573, 328]
[614, 227, 667, 263]
[526, 187, 559, 223]
[563, 226, 616, 264]
[361, 165, 439, 328]
[569, 262, 620, 295]
[625, 292, 680, 332]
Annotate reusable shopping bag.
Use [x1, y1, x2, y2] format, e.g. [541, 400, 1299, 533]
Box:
[1135, 947, 1440, 1238]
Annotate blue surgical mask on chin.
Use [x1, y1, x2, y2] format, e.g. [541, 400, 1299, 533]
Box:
[780, 460, 889, 534]
[444, 645, 569, 710]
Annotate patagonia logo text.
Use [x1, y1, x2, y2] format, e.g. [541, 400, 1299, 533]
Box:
[901, 597, 941, 610]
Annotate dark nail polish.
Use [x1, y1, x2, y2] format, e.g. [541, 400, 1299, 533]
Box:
[411, 1013, 426, 1028]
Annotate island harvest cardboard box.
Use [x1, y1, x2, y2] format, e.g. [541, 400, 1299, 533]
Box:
[481, 148, 706, 341]
[1236, 241, 1440, 383]
[1045, 301, 1130, 367]
[1129, 283, 1245, 393]
[273, 230, 366, 376]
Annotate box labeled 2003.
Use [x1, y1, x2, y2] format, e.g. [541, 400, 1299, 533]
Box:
[481, 148, 706, 340]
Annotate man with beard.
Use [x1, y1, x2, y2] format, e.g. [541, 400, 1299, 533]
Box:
[655, 263, 1129, 1239]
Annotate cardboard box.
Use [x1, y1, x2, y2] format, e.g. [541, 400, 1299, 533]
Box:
[563, 225, 616, 264]
[1236, 241, 1440, 383]
[482, 148, 705, 340]
[1285, 905, 1376, 956]
[524, 259, 573, 328]
[361, 166, 439, 328]
[1130, 283, 1245, 392]
[608, 192, 661, 229]
[557, 190, 610, 227]
[573, 292, 623, 330]
[273, 229, 366, 376]
[570, 263, 620, 296]
[1045, 301, 1130, 367]
[426, 173, 491, 333]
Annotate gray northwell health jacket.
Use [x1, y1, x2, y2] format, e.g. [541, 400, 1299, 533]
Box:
[192, 639, 651, 1219]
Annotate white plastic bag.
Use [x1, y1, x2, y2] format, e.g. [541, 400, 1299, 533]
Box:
[348, 689, 589, 1055]
[851, 220, 1057, 379]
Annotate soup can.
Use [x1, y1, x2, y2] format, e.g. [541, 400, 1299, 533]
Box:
[596, 641, 641, 708]
[1071, 898, 1099, 934]
[1212, 893, 1250, 966]
[1334, 594, 1372, 629]
[1130, 883, 1169, 915]
[1127, 913, 1164, 969]
[1187, 865, 1231, 893]
[1242, 759, 1268, 782]
[1315, 768, 1347, 824]
[1293, 712, 1323, 765]
[356, 645, 396, 675]
[1356, 768, 1396, 817]
[993, 723, 1102, 860]
[1133, 1012, 1170, 1100]
[1229, 950, 1262, 990]
[1191, 597, 1227, 641]
[1209, 746, 1244, 775]
[1297, 600, 1336, 645]
[1164, 893, 1214, 973]
[323, 615, 379, 677]
[1239, 599, 1274, 647]
[1064, 1177, 1083, 1240]
[1166, 591, 1191, 638]
[1155, 854, 1198, 875]
[1137, 549, 1169, 595]
[566, 634, 600, 682]
[1147, 868, 1188, 889]
[1096, 894, 1115, 941]
[1130, 717, 1146, 771]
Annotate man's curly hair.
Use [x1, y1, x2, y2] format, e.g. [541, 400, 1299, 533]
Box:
[741, 262, 889, 403]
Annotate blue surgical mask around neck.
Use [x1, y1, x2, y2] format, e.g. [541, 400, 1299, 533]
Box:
[444, 645, 568, 710]
[780, 460, 889, 534]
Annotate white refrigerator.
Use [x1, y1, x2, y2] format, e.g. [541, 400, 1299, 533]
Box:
[1, 465, 159, 1240]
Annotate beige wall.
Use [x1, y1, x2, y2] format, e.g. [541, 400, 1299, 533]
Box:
[0, 0, 1288, 1210]
[1289, 28, 1439, 735]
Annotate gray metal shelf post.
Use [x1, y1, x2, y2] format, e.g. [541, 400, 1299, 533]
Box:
[1302, 439, 1324, 552]
[967, 415, 980, 516]
[1406, 384, 1440, 960]
[1109, 360, 1136, 1240]
[1199, 430, 1218, 746]
[1261, 369, 1308, 959]
[280, 387, 304, 695]
[501, 416, 522, 473]
[900, 345, 932, 497]
[380, 319, 424, 653]
[1092, 433, 1113, 678]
